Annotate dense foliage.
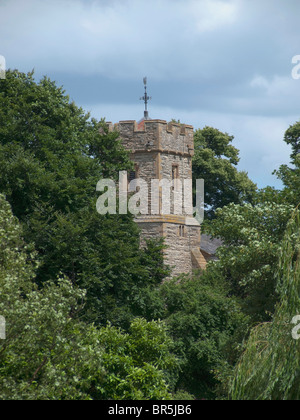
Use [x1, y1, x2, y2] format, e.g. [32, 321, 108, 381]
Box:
[274, 121, 300, 206]
[203, 202, 294, 323]
[193, 126, 257, 218]
[0, 194, 177, 400]
[230, 209, 300, 400]
[226, 119, 300, 400]
[149, 274, 249, 399]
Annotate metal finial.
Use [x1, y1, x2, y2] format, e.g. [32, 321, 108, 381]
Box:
[140, 76, 151, 119]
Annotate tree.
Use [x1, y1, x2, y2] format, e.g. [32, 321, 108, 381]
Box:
[162, 274, 249, 399]
[0, 71, 132, 219]
[202, 202, 295, 323]
[193, 127, 257, 219]
[130, 269, 249, 400]
[274, 120, 300, 206]
[0, 194, 178, 400]
[230, 208, 300, 400]
[200, 120, 300, 323]
[0, 193, 102, 399]
[97, 318, 178, 400]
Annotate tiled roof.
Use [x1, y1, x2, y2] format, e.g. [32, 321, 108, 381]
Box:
[200, 234, 223, 256]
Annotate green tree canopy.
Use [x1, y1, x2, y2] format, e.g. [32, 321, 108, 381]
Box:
[0, 194, 178, 400]
[230, 209, 300, 400]
[274, 120, 300, 206]
[202, 202, 294, 323]
[193, 126, 257, 218]
[130, 269, 249, 400]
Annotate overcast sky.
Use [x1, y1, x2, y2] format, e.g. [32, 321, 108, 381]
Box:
[1, 0, 300, 188]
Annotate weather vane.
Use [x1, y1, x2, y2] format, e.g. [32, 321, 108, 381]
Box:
[140, 77, 151, 120]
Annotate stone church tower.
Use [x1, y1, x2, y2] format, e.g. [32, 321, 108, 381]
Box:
[106, 79, 208, 277]
[106, 118, 207, 277]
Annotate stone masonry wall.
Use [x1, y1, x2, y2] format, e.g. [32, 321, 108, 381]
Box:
[137, 217, 201, 277]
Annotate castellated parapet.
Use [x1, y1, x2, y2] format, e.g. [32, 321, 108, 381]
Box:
[109, 120, 194, 157]
[107, 119, 205, 277]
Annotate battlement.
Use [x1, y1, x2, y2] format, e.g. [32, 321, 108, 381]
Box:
[107, 119, 194, 156]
